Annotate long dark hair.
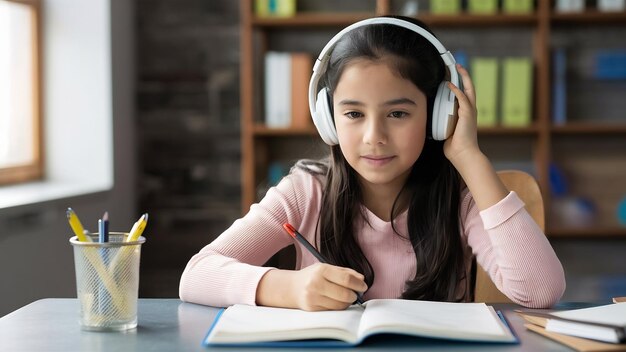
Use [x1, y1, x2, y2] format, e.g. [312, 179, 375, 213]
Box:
[300, 16, 465, 302]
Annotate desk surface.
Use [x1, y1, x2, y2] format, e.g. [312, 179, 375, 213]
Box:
[0, 299, 592, 351]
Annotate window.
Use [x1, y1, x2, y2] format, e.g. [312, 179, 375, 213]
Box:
[0, 0, 42, 185]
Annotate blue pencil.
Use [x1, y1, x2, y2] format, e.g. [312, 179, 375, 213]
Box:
[97, 211, 110, 316]
[99, 212, 109, 243]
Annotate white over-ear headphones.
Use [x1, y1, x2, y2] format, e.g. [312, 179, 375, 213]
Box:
[308, 17, 461, 145]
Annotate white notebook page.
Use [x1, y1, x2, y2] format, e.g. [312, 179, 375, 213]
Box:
[213, 304, 363, 336]
[358, 299, 512, 341]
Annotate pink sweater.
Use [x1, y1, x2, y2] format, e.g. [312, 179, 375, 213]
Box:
[179, 169, 565, 308]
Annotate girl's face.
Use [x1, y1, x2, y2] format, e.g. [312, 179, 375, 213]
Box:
[333, 59, 427, 192]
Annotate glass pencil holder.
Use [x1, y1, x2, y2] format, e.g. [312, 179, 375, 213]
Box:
[70, 232, 146, 331]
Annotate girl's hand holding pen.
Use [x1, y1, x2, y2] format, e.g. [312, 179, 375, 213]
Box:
[292, 263, 367, 311]
[256, 264, 368, 312]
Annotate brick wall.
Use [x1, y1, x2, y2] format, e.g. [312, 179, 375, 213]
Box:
[136, 0, 241, 297]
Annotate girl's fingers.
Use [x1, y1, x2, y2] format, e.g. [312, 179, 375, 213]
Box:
[298, 264, 366, 310]
[324, 267, 367, 293]
[455, 63, 476, 103]
[448, 82, 472, 109]
[320, 280, 359, 305]
[310, 293, 351, 311]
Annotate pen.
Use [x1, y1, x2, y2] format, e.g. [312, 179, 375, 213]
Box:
[99, 211, 109, 243]
[66, 208, 91, 242]
[97, 211, 110, 315]
[126, 213, 148, 242]
[282, 223, 365, 305]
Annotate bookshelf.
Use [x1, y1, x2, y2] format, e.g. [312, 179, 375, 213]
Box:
[239, 0, 626, 237]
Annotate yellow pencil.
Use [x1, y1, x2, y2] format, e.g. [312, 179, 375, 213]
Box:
[126, 213, 148, 242]
[66, 208, 90, 242]
[108, 213, 149, 273]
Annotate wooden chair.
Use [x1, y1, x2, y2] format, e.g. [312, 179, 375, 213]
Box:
[473, 170, 545, 303]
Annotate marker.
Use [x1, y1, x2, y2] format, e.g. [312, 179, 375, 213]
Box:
[282, 223, 365, 305]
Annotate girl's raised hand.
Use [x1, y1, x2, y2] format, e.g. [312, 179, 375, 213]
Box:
[291, 263, 367, 311]
[443, 64, 482, 169]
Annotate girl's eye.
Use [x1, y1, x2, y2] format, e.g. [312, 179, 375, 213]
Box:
[344, 111, 363, 119]
[389, 111, 408, 118]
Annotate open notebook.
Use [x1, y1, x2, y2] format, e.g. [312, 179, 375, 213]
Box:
[203, 299, 518, 347]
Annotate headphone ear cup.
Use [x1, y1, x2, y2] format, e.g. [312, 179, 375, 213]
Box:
[431, 81, 458, 141]
[313, 87, 339, 145]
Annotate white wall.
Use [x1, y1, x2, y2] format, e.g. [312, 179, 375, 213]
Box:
[0, 0, 135, 316]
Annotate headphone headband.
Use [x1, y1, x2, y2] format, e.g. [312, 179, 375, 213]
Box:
[309, 17, 459, 122]
[309, 17, 461, 144]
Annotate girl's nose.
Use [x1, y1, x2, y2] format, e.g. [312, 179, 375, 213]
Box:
[362, 117, 387, 145]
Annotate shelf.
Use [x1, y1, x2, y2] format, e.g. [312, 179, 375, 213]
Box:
[241, 0, 626, 233]
[551, 123, 626, 134]
[251, 12, 376, 27]
[418, 13, 538, 27]
[253, 124, 318, 136]
[252, 124, 540, 136]
[251, 13, 538, 28]
[551, 10, 626, 24]
[478, 125, 539, 135]
[548, 226, 626, 237]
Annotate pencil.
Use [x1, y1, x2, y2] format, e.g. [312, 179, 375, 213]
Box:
[282, 223, 365, 305]
[99, 211, 109, 243]
[66, 208, 90, 242]
[126, 213, 148, 242]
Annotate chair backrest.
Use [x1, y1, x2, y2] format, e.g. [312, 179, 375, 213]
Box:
[473, 170, 545, 303]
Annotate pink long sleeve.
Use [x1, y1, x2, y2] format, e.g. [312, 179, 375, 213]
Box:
[463, 191, 566, 308]
[179, 171, 322, 307]
[180, 169, 565, 308]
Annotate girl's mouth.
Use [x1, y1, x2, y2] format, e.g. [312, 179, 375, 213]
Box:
[362, 155, 395, 166]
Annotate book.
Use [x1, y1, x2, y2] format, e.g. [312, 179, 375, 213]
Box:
[597, 0, 626, 12]
[552, 47, 567, 125]
[430, 0, 461, 14]
[594, 50, 626, 80]
[203, 299, 518, 347]
[518, 309, 626, 351]
[502, 0, 534, 13]
[549, 303, 626, 343]
[519, 303, 626, 344]
[255, 0, 296, 17]
[555, 0, 585, 12]
[264, 52, 291, 128]
[471, 57, 499, 127]
[289, 53, 313, 129]
[501, 57, 533, 127]
[468, 0, 498, 13]
[264, 52, 312, 128]
[521, 318, 626, 352]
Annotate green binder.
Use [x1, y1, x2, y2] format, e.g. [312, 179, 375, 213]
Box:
[501, 57, 533, 127]
[471, 58, 499, 127]
[468, 0, 499, 13]
[503, 0, 534, 13]
[430, 0, 461, 14]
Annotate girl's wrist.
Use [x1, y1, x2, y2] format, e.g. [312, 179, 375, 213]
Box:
[449, 147, 485, 173]
[256, 269, 298, 308]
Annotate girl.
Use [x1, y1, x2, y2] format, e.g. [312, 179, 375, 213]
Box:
[179, 16, 565, 311]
